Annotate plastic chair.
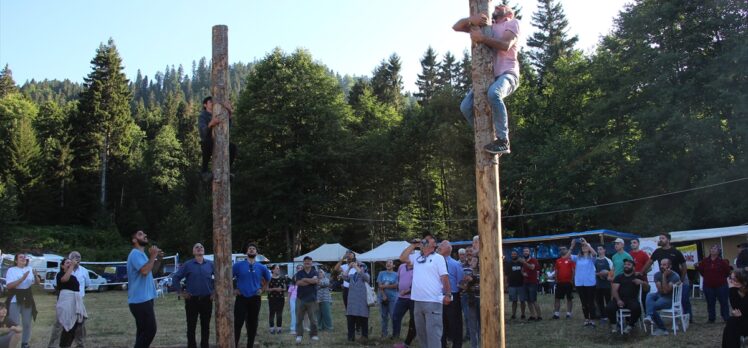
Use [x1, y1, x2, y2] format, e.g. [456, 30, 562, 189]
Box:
[692, 275, 703, 299]
[650, 283, 687, 335]
[617, 285, 646, 334]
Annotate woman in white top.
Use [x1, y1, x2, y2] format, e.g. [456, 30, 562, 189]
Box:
[4, 254, 40, 348]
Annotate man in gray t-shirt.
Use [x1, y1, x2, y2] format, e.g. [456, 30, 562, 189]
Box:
[644, 258, 681, 335]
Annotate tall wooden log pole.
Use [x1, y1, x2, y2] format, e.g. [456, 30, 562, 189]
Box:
[211, 24, 235, 348]
[467, 0, 506, 347]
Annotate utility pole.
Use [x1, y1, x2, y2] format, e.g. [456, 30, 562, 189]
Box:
[211, 24, 235, 348]
[467, 0, 506, 347]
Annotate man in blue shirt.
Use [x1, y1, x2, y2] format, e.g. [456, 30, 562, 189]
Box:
[127, 230, 162, 348]
[294, 256, 320, 343]
[439, 240, 464, 348]
[233, 243, 271, 348]
[172, 243, 214, 348]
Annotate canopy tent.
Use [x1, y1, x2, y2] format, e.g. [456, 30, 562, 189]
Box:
[293, 243, 357, 262]
[669, 225, 748, 265]
[357, 241, 411, 262]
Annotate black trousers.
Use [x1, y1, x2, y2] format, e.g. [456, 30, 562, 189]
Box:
[268, 297, 284, 327]
[201, 140, 237, 173]
[185, 296, 213, 348]
[346, 315, 368, 341]
[722, 317, 748, 348]
[594, 287, 611, 319]
[577, 286, 596, 320]
[442, 294, 463, 348]
[129, 300, 157, 348]
[605, 298, 640, 325]
[59, 322, 80, 348]
[235, 295, 261, 348]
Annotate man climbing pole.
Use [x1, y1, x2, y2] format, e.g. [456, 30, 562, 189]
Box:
[454, 4, 521, 155]
[198, 96, 237, 181]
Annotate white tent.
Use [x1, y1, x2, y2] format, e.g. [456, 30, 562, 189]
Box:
[357, 241, 411, 262]
[669, 225, 748, 242]
[293, 243, 356, 262]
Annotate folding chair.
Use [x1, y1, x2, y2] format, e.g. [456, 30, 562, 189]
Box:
[617, 285, 646, 334]
[650, 283, 687, 335]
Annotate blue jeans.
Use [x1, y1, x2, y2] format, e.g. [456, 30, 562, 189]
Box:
[392, 297, 414, 339]
[646, 292, 673, 330]
[466, 298, 480, 348]
[703, 285, 729, 322]
[460, 73, 519, 141]
[289, 298, 297, 332]
[380, 293, 397, 336]
[681, 279, 692, 316]
[460, 293, 470, 338]
[317, 301, 333, 331]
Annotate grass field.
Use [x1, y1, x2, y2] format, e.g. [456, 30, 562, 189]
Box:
[23, 288, 723, 347]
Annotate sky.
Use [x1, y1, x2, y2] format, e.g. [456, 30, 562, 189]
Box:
[0, 0, 631, 92]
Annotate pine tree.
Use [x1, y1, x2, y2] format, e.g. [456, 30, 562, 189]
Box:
[437, 51, 459, 89]
[526, 0, 578, 86]
[73, 38, 139, 211]
[371, 54, 404, 109]
[415, 47, 439, 105]
[0, 64, 19, 98]
[456, 50, 472, 95]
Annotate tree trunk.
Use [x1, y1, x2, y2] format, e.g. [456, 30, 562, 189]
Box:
[100, 135, 108, 207]
[468, 0, 506, 347]
[210, 25, 235, 348]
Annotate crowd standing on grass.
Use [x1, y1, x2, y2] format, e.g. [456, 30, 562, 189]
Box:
[4, 229, 747, 348]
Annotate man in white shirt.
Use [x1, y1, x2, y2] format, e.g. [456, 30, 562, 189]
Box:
[48, 251, 90, 348]
[400, 235, 451, 348]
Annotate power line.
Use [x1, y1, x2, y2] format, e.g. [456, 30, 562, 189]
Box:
[309, 177, 748, 223]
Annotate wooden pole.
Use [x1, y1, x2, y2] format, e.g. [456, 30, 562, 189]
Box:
[467, 0, 506, 347]
[211, 24, 235, 348]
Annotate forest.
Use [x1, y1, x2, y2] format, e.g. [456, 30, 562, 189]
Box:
[1, 0, 746, 260]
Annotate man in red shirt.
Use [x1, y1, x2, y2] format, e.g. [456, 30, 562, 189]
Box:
[520, 247, 542, 321]
[553, 247, 575, 319]
[695, 244, 732, 323]
[629, 239, 650, 274]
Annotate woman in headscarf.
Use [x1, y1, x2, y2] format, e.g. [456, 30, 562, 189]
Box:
[316, 269, 333, 331]
[343, 261, 370, 342]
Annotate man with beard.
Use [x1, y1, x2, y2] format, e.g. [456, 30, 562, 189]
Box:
[643, 258, 680, 336]
[505, 250, 525, 320]
[520, 247, 541, 321]
[171, 243, 214, 348]
[127, 230, 163, 348]
[233, 243, 271, 348]
[640, 233, 690, 323]
[605, 258, 649, 334]
[553, 247, 575, 319]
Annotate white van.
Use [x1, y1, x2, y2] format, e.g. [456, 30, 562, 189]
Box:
[44, 269, 109, 293]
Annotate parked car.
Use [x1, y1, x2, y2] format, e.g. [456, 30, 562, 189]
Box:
[102, 265, 128, 290]
[44, 269, 109, 293]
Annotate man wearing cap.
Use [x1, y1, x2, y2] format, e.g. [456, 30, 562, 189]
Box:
[605, 258, 649, 334]
[171, 243, 214, 348]
[609, 238, 633, 279]
[736, 242, 748, 271]
[233, 243, 271, 348]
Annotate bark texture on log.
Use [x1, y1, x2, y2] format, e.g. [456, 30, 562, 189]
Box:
[211, 24, 235, 348]
[467, 1, 506, 347]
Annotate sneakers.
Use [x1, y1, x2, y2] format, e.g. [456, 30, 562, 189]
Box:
[565, 313, 572, 319]
[484, 138, 510, 155]
[552, 314, 560, 320]
[623, 324, 633, 334]
[311, 336, 320, 341]
[295, 336, 302, 343]
[270, 327, 276, 335]
[651, 328, 669, 336]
